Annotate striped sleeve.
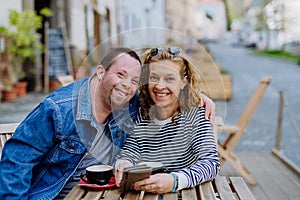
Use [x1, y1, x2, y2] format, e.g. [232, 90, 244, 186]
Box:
[115, 133, 141, 165]
[175, 107, 220, 190]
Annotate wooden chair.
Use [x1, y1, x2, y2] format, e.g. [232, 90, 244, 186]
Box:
[0, 123, 19, 158]
[56, 75, 74, 87]
[217, 77, 272, 185]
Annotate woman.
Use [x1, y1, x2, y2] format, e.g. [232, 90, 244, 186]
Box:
[114, 46, 220, 194]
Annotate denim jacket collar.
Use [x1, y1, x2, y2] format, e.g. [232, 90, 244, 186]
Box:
[76, 77, 93, 121]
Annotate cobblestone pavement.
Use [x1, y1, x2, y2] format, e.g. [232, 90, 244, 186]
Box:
[0, 92, 48, 123]
[209, 41, 300, 167]
[1, 41, 299, 167]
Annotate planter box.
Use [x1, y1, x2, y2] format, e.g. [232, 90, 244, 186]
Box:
[201, 74, 232, 101]
[190, 54, 232, 101]
[14, 81, 28, 97]
[1, 89, 17, 102]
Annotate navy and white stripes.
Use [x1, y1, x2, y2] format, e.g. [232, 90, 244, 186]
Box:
[116, 106, 220, 189]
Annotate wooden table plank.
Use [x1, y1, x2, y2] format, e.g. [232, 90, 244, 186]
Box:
[143, 192, 158, 200]
[214, 176, 236, 200]
[64, 179, 255, 200]
[104, 189, 121, 200]
[82, 190, 104, 200]
[198, 181, 215, 200]
[162, 192, 177, 200]
[64, 185, 85, 200]
[123, 191, 140, 200]
[229, 177, 256, 200]
[181, 188, 197, 200]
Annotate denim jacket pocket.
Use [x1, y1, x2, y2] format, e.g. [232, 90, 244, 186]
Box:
[50, 139, 86, 168]
[59, 139, 86, 154]
[31, 139, 86, 190]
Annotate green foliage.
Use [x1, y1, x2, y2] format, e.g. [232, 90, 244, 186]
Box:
[40, 7, 53, 17]
[0, 8, 52, 88]
[253, 50, 300, 63]
[2, 9, 42, 62]
[0, 8, 52, 62]
[220, 68, 230, 75]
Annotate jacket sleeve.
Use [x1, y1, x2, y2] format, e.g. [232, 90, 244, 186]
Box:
[0, 99, 60, 199]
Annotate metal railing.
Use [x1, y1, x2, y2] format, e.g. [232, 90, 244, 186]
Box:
[272, 91, 300, 177]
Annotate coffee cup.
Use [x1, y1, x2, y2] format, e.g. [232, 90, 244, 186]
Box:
[83, 165, 113, 185]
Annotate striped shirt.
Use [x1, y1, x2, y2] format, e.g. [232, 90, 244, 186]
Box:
[115, 106, 220, 189]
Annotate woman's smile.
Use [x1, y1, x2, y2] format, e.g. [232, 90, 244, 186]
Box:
[155, 91, 170, 97]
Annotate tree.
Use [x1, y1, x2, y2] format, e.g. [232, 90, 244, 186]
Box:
[223, 0, 232, 31]
[255, 0, 285, 49]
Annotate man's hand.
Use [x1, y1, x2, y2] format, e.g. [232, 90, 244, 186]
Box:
[134, 173, 174, 194]
[114, 160, 133, 187]
[199, 93, 215, 126]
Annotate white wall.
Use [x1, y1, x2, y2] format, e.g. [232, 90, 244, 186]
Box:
[0, 0, 22, 27]
[68, 0, 119, 65]
[118, 0, 166, 48]
[165, 0, 226, 41]
[69, 0, 87, 51]
[196, 2, 227, 40]
[280, 0, 300, 43]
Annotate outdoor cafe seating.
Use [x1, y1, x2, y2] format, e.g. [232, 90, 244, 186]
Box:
[64, 175, 255, 200]
[0, 122, 255, 200]
[216, 76, 272, 185]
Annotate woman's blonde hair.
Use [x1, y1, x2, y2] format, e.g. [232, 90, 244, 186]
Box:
[139, 47, 202, 120]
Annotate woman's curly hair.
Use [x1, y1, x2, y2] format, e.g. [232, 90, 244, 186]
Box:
[139, 47, 202, 120]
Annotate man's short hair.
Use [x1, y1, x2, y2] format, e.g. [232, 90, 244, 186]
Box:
[100, 48, 142, 70]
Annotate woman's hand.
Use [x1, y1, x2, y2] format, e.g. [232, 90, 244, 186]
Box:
[199, 93, 215, 125]
[114, 160, 133, 187]
[134, 173, 174, 194]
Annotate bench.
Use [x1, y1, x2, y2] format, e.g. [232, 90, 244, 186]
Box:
[56, 75, 75, 87]
[0, 123, 19, 158]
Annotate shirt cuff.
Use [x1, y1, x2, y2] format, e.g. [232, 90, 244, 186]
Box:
[174, 172, 189, 191]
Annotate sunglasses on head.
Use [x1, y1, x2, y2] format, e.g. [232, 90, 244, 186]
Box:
[149, 46, 182, 58]
[149, 46, 189, 78]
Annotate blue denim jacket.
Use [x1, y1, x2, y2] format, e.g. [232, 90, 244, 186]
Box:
[0, 78, 139, 200]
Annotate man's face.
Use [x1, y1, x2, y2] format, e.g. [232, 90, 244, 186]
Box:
[100, 53, 141, 111]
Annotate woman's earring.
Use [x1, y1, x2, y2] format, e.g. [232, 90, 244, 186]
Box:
[98, 75, 102, 80]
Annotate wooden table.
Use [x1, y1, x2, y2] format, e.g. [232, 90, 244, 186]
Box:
[64, 176, 255, 200]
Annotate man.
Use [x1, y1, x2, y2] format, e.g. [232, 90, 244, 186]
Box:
[0, 48, 214, 199]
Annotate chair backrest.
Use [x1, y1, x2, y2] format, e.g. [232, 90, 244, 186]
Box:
[56, 75, 75, 86]
[213, 116, 224, 141]
[0, 123, 19, 158]
[236, 77, 272, 131]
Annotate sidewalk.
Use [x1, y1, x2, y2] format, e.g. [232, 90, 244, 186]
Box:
[0, 92, 49, 123]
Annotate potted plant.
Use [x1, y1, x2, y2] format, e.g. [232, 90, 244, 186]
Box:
[0, 8, 52, 96]
[0, 63, 18, 102]
[0, 32, 18, 102]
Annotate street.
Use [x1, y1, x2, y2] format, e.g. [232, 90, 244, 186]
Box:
[209, 41, 300, 167]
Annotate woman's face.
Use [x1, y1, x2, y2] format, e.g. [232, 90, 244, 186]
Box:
[148, 60, 187, 111]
